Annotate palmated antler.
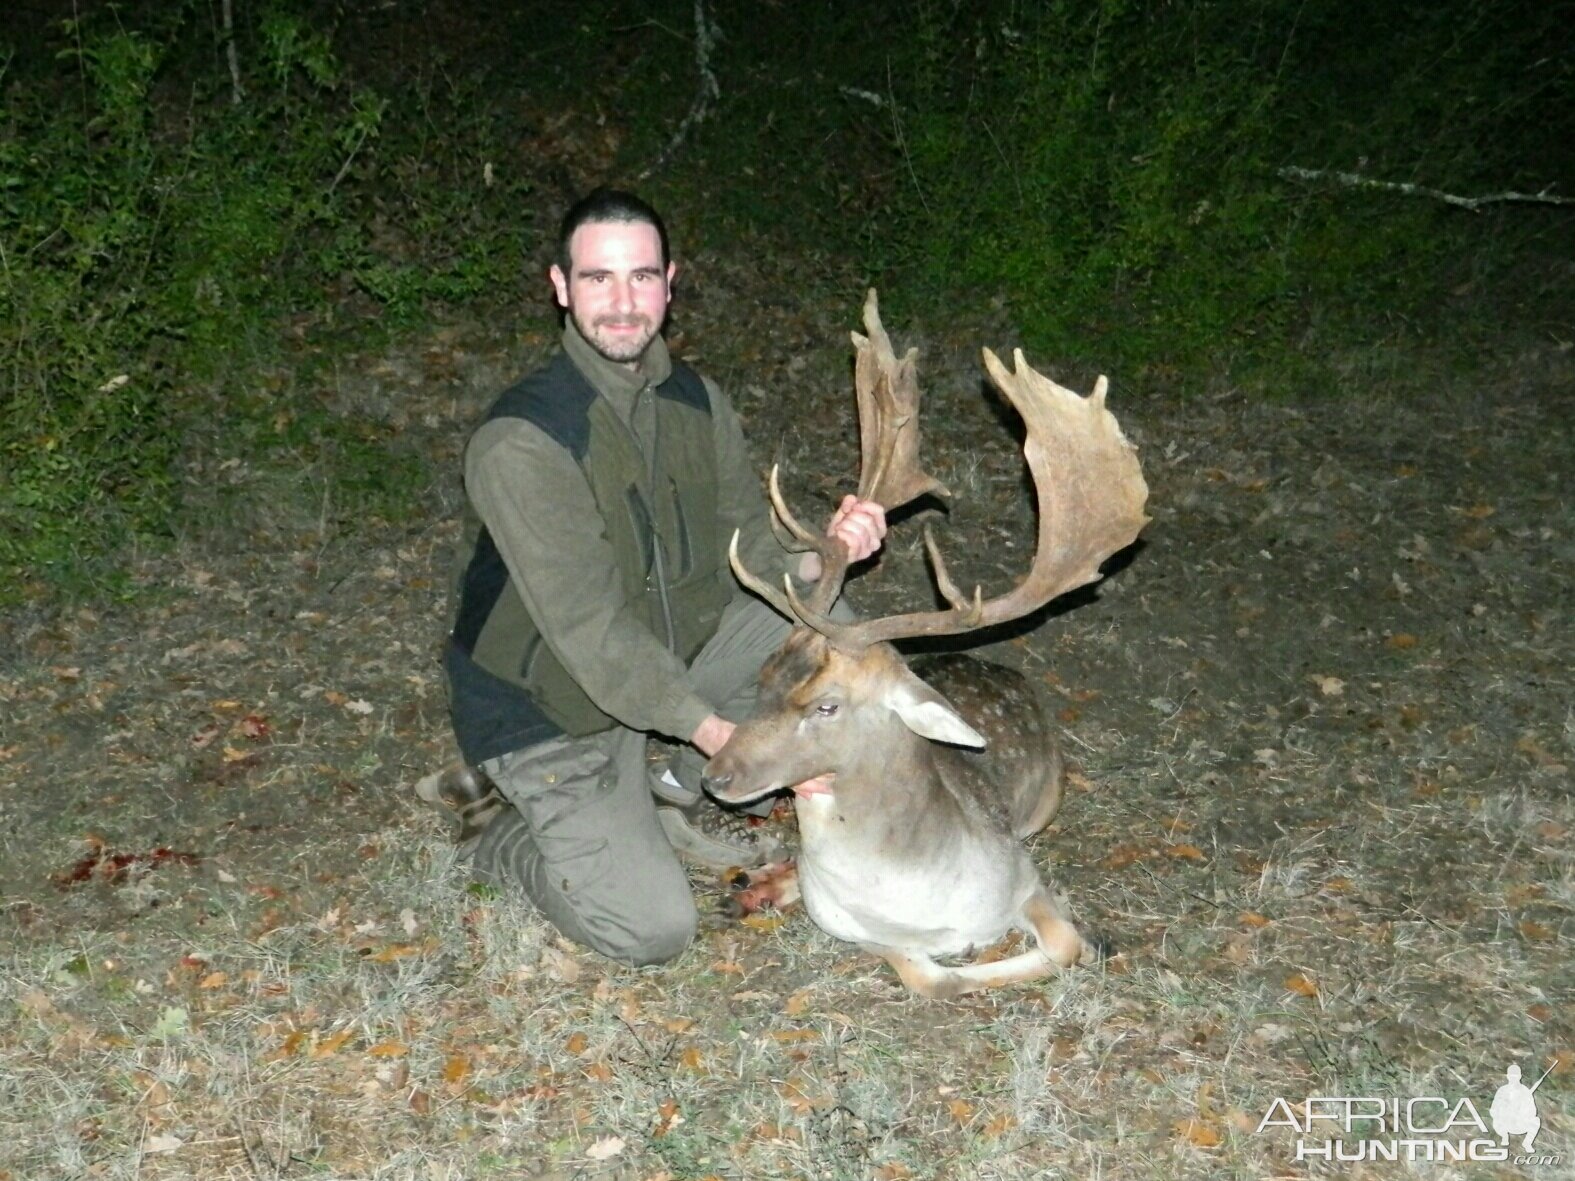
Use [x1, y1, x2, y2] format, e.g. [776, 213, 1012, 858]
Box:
[731, 289, 950, 619]
[735, 319, 1150, 650]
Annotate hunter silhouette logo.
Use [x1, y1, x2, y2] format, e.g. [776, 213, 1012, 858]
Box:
[1259, 1060, 1562, 1166]
[1492, 1063, 1553, 1153]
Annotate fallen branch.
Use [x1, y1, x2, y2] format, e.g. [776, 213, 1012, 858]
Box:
[1279, 166, 1573, 211]
[637, 0, 720, 181]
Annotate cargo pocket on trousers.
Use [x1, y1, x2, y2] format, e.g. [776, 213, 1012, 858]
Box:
[509, 741, 614, 899]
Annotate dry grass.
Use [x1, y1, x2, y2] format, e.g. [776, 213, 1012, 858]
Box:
[2, 292, 1570, 1179]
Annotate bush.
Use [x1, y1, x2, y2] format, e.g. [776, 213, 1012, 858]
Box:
[854, 0, 1574, 378]
[1, 3, 533, 597]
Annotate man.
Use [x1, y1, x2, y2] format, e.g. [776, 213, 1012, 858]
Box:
[426, 189, 885, 967]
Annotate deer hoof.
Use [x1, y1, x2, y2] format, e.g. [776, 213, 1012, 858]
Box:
[1081, 933, 1117, 964]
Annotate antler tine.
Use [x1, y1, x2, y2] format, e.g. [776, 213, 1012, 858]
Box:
[766, 465, 822, 548]
[806, 347, 1149, 650]
[728, 530, 799, 622]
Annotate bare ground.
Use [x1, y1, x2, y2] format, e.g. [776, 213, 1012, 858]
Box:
[1, 269, 1570, 1179]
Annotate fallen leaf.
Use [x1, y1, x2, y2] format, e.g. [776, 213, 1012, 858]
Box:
[1284, 973, 1319, 998]
[585, 1135, 625, 1161]
[1462, 503, 1496, 519]
[1310, 675, 1345, 697]
[1385, 633, 1418, 650]
[310, 1029, 354, 1058]
[239, 714, 271, 739]
[143, 1133, 183, 1154]
[1174, 1118, 1222, 1148]
[982, 1112, 1016, 1137]
[784, 991, 810, 1017]
[653, 1099, 683, 1137]
[1101, 844, 1145, 870]
[1238, 912, 1271, 928]
[1517, 920, 1554, 942]
[768, 1029, 817, 1043]
[542, 946, 582, 983]
[442, 1054, 471, 1085]
[366, 943, 419, 963]
[679, 1046, 706, 1072]
[566, 1032, 589, 1055]
[198, 971, 228, 990]
[367, 1041, 409, 1058]
[948, 1098, 976, 1124]
[741, 914, 786, 932]
[1166, 843, 1206, 861]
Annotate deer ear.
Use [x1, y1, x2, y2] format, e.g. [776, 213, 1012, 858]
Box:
[887, 675, 987, 748]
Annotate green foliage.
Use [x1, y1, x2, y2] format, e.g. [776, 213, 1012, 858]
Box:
[1, 3, 533, 597]
[866, 0, 1572, 377]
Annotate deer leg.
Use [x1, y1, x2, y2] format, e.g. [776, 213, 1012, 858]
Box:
[865, 886, 1091, 1000]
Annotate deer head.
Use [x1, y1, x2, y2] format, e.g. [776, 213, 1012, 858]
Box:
[703, 290, 1150, 805]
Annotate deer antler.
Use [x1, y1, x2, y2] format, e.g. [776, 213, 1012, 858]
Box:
[781, 347, 1150, 650]
[730, 289, 949, 620]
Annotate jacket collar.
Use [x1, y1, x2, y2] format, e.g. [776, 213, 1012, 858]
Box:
[562, 318, 673, 404]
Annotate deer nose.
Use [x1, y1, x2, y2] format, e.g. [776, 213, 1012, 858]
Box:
[700, 771, 732, 796]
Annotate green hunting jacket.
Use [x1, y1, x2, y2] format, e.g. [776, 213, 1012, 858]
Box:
[444, 321, 803, 764]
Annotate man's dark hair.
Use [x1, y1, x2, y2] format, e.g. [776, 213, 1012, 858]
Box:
[556, 188, 670, 276]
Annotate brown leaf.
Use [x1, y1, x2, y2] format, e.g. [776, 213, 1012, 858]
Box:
[784, 991, 810, 1017]
[947, 1098, 976, 1124]
[265, 1029, 306, 1062]
[1284, 973, 1319, 998]
[679, 1047, 706, 1073]
[1238, 912, 1271, 928]
[198, 971, 228, 990]
[408, 1089, 431, 1116]
[768, 1029, 817, 1043]
[366, 943, 419, 963]
[1101, 844, 1145, 870]
[310, 1029, 354, 1058]
[982, 1113, 1017, 1137]
[653, 1099, 682, 1137]
[1517, 920, 1554, 942]
[1385, 633, 1418, 650]
[583, 1061, 614, 1082]
[741, 914, 786, 932]
[1165, 843, 1206, 861]
[1462, 503, 1496, 519]
[565, 1032, 589, 1055]
[1174, 1118, 1223, 1147]
[366, 1041, 408, 1058]
[442, 1054, 471, 1085]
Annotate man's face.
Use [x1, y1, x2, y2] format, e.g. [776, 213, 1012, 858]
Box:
[549, 220, 675, 366]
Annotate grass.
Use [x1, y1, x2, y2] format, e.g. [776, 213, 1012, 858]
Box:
[3, 310, 1569, 1179]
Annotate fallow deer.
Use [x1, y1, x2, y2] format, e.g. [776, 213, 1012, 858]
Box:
[702, 290, 1149, 999]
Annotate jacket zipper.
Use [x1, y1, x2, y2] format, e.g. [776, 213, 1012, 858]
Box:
[611, 382, 677, 654]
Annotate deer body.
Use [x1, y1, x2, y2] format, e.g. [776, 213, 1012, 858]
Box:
[706, 291, 1148, 999]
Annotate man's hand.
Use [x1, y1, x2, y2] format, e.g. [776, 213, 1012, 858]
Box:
[827, 495, 886, 562]
[690, 714, 736, 758]
[797, 495, 888, 582]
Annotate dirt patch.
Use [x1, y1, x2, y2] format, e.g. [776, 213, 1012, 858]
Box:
[2, 284, 1570, 1177]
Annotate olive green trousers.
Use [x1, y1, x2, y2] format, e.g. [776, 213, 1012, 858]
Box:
[469, 595, 792, 966]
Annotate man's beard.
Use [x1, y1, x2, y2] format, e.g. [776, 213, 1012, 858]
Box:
[572, 307, 660, 364]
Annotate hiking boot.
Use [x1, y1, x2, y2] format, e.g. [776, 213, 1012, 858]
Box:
[415, 763, 507, 846]
[657, 796, 783, 870]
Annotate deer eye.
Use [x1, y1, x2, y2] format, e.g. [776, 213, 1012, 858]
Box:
[814, 703, 840, 718]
